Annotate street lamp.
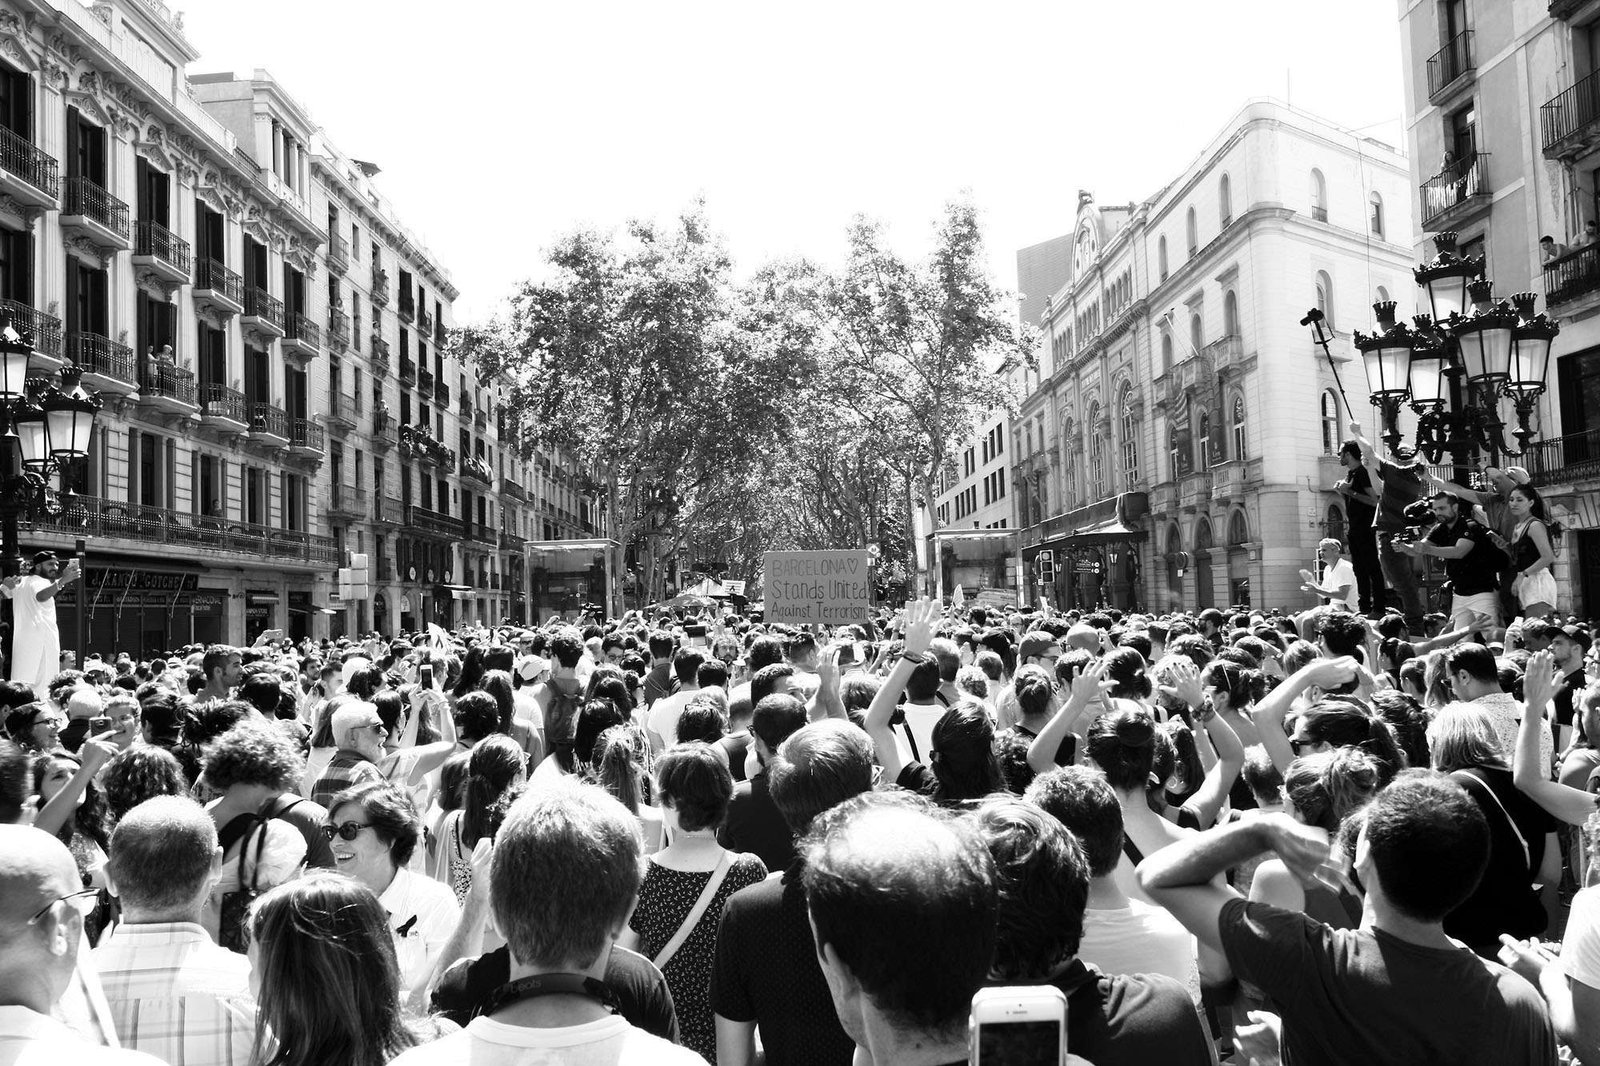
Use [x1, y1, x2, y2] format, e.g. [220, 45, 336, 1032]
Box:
[1333, 231, 1560, 464]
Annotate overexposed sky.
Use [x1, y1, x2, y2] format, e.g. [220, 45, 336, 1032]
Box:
[172, 0, 1408, 322]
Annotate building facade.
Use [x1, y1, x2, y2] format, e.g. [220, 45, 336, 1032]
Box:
[0, 0, 587, 653]
[928, 408, 1017, 601]
[1015, 101, 1416, 613]
[1397, 0, 1600, 616]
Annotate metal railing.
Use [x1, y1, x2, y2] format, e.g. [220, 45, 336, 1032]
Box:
[474, 406, 487, 431]
[139, 361, 195, 404]
[435, 322, 446, 347]
[64, 177, 130, 238]
[250, 402, 289, 438]
[199, 382, 246, 421]
[1426, 31, 1474, 98]
[399, 358, 415, 385]
[1542, 69, 1600, 156]
[291, 418, 324, 452]
[398, 296, 415, 322]
[405, 503, 462, 537]
[24, 494, 337, 565]
[327, 235, 350, 275]
[1524, 427, 1600, 486]
[1544, 243, 1600, 305]
[417, 366, 434, 392]
[0, 125, 59, 197]
[330, 484, 369, 514]
[371, 336, 391, 366]
[418, 309, 434, 334]
[67, 333, 134, 385]
[327, 310, 349, 349]
[4, 301, 64, 358]
[195, 259, 243, 305]
[134, 220, 191, 275]
[435, 380, 450, 407]
[244, 288, 285, 330]
[371, 266, 390, 305]
[1420, 152, 1489, 228]
[286, 312, 321, 349]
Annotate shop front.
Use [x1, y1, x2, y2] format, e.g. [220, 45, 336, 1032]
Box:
[527, 539, 620, 622]
[55, 564, 221, 659]
[1019, 492, 1150, 613]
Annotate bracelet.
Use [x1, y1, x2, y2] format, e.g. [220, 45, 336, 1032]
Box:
[899, 652, 923, 665]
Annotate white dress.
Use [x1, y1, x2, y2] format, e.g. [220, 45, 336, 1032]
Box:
[8, 575, 60, 699]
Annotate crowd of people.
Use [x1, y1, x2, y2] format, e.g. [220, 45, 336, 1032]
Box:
[0, 575, 1598, 1064]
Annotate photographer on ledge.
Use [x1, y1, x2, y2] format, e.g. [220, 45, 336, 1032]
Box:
[1394, 491, 1505, 641]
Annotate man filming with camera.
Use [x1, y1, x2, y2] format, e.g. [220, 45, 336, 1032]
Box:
[1395, 490, 1504, 639]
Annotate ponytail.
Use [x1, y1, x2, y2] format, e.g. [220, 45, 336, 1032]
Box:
[591, 725, 648, 815]
[460, 735, 525, 848]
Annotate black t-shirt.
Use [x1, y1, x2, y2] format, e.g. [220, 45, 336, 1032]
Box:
[718, 732, 752, 784]
[1554, 668, 1587, 730]
[1445, 767, 1557, 954]
[1218, 897, 1557, 1065]
[1004, 723, 1075, 768]
[1426, 515, 1500, 595]
[1376, 458, 1429, 532]
[716, 772, 795, 873]
[711, 866, 855, 1066]
[1023, 960, 1212, 1066]
[431, 944, 679, 1041]
[1343, 466, 1377, 531]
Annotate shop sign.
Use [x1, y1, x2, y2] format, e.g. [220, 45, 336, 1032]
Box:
[86, 568, 199, 593]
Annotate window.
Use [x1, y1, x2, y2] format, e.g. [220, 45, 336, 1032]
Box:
[1375, 284, 1391, 305]
[1197, 411, 1211, 472]
[1369, 190, 1384, 238]
[1219, 173, 1233, 227]
[1190, 313, 1203, 355]
[1168, 424, 1180, 479]
[1232, 396, 1247, 460]
[1161, 331, 1173, 373]
[1223, 290, 1239, 338]
[1315, 270, 1334, 329]
[1311, 169, 1328, 222]
[1186, 207, 1198, 257]
[1321, 390, 1343, 455]
[1120, 387, 1139, 485]
[1087, 403, 1105, 499]
[1158, 236, 1168, 280]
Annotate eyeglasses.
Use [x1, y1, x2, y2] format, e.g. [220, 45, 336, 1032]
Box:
[321, 821, 374, 841]
[27, 887, 99, 925]
[363, 723, 388, 736]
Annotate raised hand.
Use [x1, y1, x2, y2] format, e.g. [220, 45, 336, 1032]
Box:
[1158, 660, 1205, 710]
[1301, 655, 1358, 691]
[901, 597, 939, 658]
[1070, 657, 1116, 705]
[1522, 649, 1559, 716]
[1264, 815, 1347, 895]
[80, 730, 120, 773]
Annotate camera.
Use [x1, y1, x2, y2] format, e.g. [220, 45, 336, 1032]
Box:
[1396, 498, 1436, 543]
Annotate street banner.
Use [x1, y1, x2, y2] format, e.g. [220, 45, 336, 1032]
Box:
[973, 587, 1015, 609]
[763, 549, 872, 624]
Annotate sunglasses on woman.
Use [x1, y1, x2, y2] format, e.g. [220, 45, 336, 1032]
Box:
[321, 821, 374, 841]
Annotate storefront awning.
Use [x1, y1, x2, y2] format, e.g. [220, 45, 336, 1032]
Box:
[525, 538, 619, 554]
[927, 529, 1018, 543]
[1066, 518, 1148, 544]
[245, 591, 281, 605]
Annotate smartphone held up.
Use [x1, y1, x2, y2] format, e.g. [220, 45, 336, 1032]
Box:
[969, 986, 1067, 1065]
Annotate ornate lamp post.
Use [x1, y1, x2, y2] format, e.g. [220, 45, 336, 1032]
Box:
[1329, 232, 1559, 465]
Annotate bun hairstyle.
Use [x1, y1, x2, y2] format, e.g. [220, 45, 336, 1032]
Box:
[1085, 707, 1158, 793]
[1102, 647, 1153, 701]
[1379, 638, 1417, 673]
[1201, 659, 1266, 708]
[1296, 701, 1406, 784]
[1284, 748, 1382, 835]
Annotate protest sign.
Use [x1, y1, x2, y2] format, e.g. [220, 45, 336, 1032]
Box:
[763, 549, 872, 624]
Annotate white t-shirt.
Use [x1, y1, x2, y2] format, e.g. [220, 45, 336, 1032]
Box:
[379, 867, 460, 997]
[1564, 884, 1600, 991]
[389, 1013, 703, 1066]
[0, 1006, 165, 1066]
[1322, 557, 1359, 610]
[1077, 898, 1202, 1005]
[645, 689, 697, 747]
[898, 702, 945, 764]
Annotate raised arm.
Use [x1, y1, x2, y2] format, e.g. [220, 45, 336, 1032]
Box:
[1026, 659, 1112, 775]
[1252, 657, 1359, 773]
[864, 598, 938, 783]
[1515, 650, 1600, 825]
[1182, 708, 1245, 830]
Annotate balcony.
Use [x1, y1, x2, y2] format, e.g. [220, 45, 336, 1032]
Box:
[290, 418, 324, 458]
[459, 395, 473, 418]
[193, 260, 244, 317]
[370, 336, 391, 375]
[1211, 459, 1246, 502]
[500, 529, 527, 551]
[373, 407, 394, 449]
[1525, 427, 1600, 487]
[242, 288, 286, 341]
[462, 455, 493, 485]
[1420, 152, 1490, 232]
[0, 125, 59, 208]
[249, 402, 289, 446]
[1544, 243, 1600, 308]
[474, 406, 487, 431]
[1201, 334, 1250, 378]
[1426, 31, 1474, 105]
[327, 235, 350, 276]
[466, 521, 497, 546]
[1552, 0, 1592, 21]
[2, 300, 62, 360]
[132, 220, 190, 284]
[62, 177, 131, 251]
[326, 391, 358, 434]
[375, 495, 405, 526]
[400, 423, 454, 468]
[418, 309, 435, 335]
[1178, 472, 1213, 512]
[398, 296, 415, 324]
[399, 357, 416, 386]
[1543, 71, 1600, 162]
[283, 312, 322, 366]
[328, 484, 368, 520]
[435, 322, 446, 348]
[196, 382, 247, 432]
[370, 266, 390, 306]
[327, 310, 350, 351]
[67, 333, 136, 396]
[24, 495, 336, 568]
[500, 476, 527, 502]
[417, 365, 434, 392]
[137, 361, 196, 414]
[435, 379, 450, 407]
[405, 503, 462, 539]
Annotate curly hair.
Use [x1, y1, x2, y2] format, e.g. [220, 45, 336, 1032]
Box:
[970, 797, 1089, 980]
[327, 780, 422, 869]
[202, 722, 305, 793]
[101, 745, 188, 821]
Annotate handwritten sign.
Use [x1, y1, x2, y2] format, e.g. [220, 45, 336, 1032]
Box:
[763, 550, 872, 623]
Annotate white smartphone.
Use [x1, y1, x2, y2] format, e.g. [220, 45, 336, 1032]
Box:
[968, 985, 1066, 1065]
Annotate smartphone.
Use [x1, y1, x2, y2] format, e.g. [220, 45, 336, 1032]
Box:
[969, 986, 1066, 1066]
[419, 664, 434, 689]
[89, 715, 112, 732]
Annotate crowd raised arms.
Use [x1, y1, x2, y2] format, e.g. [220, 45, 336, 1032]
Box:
[1, 590, 1599, 1065]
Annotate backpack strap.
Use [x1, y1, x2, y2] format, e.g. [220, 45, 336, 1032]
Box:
[1458, 770, 1531, 871]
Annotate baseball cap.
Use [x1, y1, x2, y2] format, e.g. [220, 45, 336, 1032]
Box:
[1018, 632, 1061, 662]
[1555, 624, 1592, 653]
[1503, 466, 1531, 486]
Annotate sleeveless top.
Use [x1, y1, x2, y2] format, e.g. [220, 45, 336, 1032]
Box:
[439, 810, 473, 904]
[1510, 519, 1545, 573]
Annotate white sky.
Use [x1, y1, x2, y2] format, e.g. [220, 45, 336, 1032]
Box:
[172, 0, 1408, 323]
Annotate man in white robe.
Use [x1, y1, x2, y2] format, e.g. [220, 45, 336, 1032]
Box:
[4, 550, 79, 700]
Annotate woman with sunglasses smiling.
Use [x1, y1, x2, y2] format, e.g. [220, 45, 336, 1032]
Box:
[324, 780, 459, 1003]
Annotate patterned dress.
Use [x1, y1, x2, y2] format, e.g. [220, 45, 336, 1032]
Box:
[628, 851, 767, 1062]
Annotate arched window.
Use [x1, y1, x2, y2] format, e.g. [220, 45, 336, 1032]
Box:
[1223, 290, 1239, 338]
[1321, 390, 1342, 455]
[1315, 270, 1334, 329]
[1228, 509, 1249, 546]
[1232, 395, 1246, 460]
[1197, 410, 1211, 472]
[1190, 313, 1203, 355]
[1161, 330, 1173, 374]
[1158, 236, 1169, 281]
[1087, 402, 1105, 499]
[1186, 206, 1199, 256]
[1311, 168, 1328, 221]
[1326, 505, 1346, 546]
[1168, 423, 1180, 480]
[1369, 190, 1384, 237]
[1120, 386, 1139, 485]
[1219, 173, 1233, 227]
[1375, 284, 1390, 306]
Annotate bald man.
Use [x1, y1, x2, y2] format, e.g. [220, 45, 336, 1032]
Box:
[0, 825, 163, 1063]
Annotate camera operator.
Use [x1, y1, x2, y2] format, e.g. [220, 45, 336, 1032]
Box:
[1394, 491, 1503, 639]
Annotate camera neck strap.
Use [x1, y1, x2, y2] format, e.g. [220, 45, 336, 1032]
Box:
[478, 973, 621, 1019]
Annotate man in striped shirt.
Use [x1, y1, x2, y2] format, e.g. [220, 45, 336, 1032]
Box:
[95, 797, 256, 1066]
[309, 703, 388, 808]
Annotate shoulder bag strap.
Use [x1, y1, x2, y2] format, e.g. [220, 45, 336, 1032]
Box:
[1460, 771, 1530, 870]
[653, 852, 733, 972]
